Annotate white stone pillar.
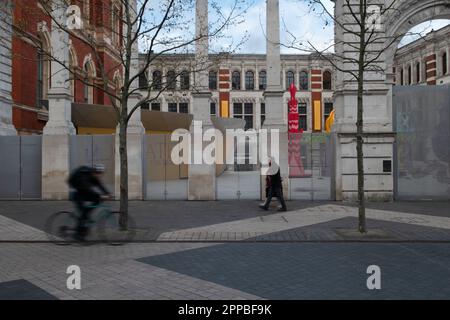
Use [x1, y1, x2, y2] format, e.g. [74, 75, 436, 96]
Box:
[263, 0, 289, 198]
[188, 0, 215, 200]
[333, 0, 394, 201]
[114, 0, 145, 200]
[42, 0, 76, 200]
[0, 0, 17, 135]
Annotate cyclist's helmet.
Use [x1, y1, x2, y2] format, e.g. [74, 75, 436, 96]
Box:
[93, 164, 105, 173]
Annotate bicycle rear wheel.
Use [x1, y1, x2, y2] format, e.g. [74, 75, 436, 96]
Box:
[96, 211, 136, 244]
[45, 211, 78, 244]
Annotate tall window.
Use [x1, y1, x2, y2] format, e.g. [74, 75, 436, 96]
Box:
[323, 71, 332, 90]
[111, 5, 121, 46]
[210, 102, 217, 116]
[152, 70, 162, 90]
[245, 71, 255, 90]
[232, 71, 241, 90]
[209, 71, 217, 90]
[179, 103, 189, 113]
[416, 62, 421, 83]
[151, 103, 161, 111]
[299, 71, 309, 90]
[168, 103, 178, 113]
[261, 103, 266, 126]
[400, 68, 404, 85]
[324, 102, 334, 126]
[139, 72, 148, 89]
[37, 49, 45, 108]
[83, 61, 94, 104]
[259, 71, 266, 90]
[286, 71, 295, 89]
[180, 70, 190, 90]
[167, 70, 176, 90]
[298, 102, 307, 131]
[442, 52, 448, 75]
[233, 103, 253, 130]
[83, 0, 91, 23]
[407, 65, 412, 85]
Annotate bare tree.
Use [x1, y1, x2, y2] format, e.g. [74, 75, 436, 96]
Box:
[283, 0, 427, 233]
[7, 0, 250, 227]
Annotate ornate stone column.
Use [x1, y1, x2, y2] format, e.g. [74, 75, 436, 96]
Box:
[0, 0, 17, 135]
[42, 0, 76, 200]
[263, 0, 289, 197]
[188, 0, 216, 200]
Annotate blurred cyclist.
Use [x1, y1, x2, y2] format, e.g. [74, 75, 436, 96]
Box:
[68, 164, 112, 241]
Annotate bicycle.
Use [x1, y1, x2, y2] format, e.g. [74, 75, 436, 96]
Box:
[45, 203, 136, 245]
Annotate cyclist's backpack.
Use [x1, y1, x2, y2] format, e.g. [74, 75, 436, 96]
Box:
[68, 166, 91, 190]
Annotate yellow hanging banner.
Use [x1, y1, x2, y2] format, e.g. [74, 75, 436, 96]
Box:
[313, 100, 322, 131]
[221, 101, 229, 118]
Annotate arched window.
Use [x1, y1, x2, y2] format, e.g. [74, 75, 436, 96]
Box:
[299, 71, 309, 90]
[232, 71, 241, 90]
[37, 33, 51, 109]
[167, 70, 176, 90]
[416, 62, 420, 84]
[245, 71, 254, 90]
[209, 71, 217, 90]
[286, 71, 295, 89]
[83, 60, 95, 104]
[259, 71, 266, 90]
[323, 71, 332, 90]
[152, 70, 162, 90]
[442, 52, 448, 75]
[83, 63, 89, 103]
[180, 70, 190, 90]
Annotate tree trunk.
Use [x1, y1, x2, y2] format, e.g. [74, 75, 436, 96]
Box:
[357, 62, 366, 234]
[119, 115, 128, 231]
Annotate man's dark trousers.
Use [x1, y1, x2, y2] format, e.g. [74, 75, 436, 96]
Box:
[262, 186, 287, 210]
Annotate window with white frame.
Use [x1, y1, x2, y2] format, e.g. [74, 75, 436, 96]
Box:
[324, 102, 334, 126]
[233, 102, 254, 130]
[210, 102, 217, 116]
[111, 4, 121, 47]
[298, 102, 307, 132]
[260, 103, 266, 126]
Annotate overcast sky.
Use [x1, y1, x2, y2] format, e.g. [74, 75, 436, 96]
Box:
[144, 0, 450, 54]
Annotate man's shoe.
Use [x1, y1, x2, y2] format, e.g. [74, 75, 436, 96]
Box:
[259, 205, 269, 211]
[277, 207, 287, 212]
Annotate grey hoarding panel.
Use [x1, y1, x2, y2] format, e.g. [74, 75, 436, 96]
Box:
[145, 134, 166, 200]
[394, 85, 450, 200]
[0, 136, 20, 199]
[70, 135, 93, 171]
[289, 133, 333, 201]
[20, 136, 42, 200]
[93, 135, 115, 194]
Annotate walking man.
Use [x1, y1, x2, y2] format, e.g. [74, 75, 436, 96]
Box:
[259, 160, 287, 212]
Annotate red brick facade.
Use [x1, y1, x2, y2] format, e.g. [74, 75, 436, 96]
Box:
[11, 0, 122, 134]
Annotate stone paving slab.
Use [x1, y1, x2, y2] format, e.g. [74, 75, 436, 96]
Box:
[0, 243, 261, 300]
[137, 243, 450, 300]
[0, 214, 51, 241]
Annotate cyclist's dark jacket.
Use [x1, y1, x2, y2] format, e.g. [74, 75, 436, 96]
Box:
[68, 166, 109, 197]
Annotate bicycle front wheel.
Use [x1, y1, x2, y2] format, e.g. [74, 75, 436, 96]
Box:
[45, 211, 78, 244]
[96, 211, 136, 244]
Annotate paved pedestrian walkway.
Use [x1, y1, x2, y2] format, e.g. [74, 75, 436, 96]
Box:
[0, 201, 449, 299]
[0, 201, 449, 242]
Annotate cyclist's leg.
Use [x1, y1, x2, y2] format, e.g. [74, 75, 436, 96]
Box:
[73, 192, 90, 239]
